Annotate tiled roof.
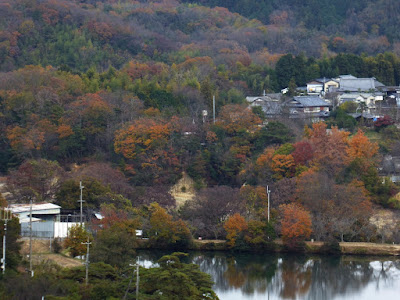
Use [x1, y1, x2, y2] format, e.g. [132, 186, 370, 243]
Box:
[339, 78, 384, 91]
[291, 96, 330, 107]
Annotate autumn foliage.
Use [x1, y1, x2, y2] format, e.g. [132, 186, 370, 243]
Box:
[280, 203, 312, 249]
[347, 129, 378, 162]
[224, 213, 248, 247]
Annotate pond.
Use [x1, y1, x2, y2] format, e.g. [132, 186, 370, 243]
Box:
[137, 251, 400, 300]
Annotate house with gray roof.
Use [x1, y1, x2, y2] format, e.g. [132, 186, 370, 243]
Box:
[338, 93, 384, 112]
[380, 155, 400, 183]
[337, 77, 384, 92]
[286, 96, 331, 120]
[245, 94, 331, 120]
[246, 94, 283, 117]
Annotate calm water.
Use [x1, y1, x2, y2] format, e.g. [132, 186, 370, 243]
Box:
[138, 251, 400, 300]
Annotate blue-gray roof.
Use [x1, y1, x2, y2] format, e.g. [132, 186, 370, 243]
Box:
[339, 78, 384, 92]
[291, 96, 330, 107]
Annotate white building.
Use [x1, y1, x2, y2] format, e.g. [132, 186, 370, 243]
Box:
[9, 203, 78, 238]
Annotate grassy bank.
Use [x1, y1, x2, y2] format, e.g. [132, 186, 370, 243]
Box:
[20, 238, 400, 271]
[188, 239, 400, 256]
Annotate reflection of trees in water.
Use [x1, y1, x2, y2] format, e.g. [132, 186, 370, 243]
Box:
[371, 260, 400, 291]
[192, 252, 231, 291]
[190, 252, 279, 294]
[192, 252, 279, 294]
[197, 253, 399, 299]
[305, 257, 373, 300]
[228, 253, 278, 295]
[276, 256, 312, 299]
[137, 251, 400, 299]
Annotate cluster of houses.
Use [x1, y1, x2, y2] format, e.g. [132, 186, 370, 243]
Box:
[246, 74, 400, 182]
[247, 75, 400, 122]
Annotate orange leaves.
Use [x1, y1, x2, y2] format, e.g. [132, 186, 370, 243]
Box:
[86, 21, 114, 41]
[114, 118, 171, 159]
[206, 131, 217, 143]
[73, 93, 112, 115]
[149, 203, 191, 246]
[177, 56, 214, 71]
[347, 129, 378, 161]
[305, 123, 378, 175]
[271, 154, 295, 179]
[255, 147, 296, 180]
[6, 125, 45, 151]
[124, 60, 165, 80]
[57, 124, 74, 139]
[224, 213, 247, 247]
[217, 104, 262, 135]
[280, 203, 312, 244]
[69, 92, 112, 134]
[307, 122, 350, 175]
[6, 126, 27, 150]
[255, 147, 275, 170]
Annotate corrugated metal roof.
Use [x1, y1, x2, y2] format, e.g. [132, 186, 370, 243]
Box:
[19, 217, 42, 223]
[10, 203, 61, 214]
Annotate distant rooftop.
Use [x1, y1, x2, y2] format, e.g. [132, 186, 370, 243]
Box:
[10, 203, 61, 214]
[338, 78, 384, 92]
[292, 96, 330, 107]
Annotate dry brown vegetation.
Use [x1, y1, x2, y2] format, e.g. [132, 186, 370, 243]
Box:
[19, 238, 82, 268]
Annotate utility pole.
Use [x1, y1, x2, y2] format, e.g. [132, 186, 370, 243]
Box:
[136, 256, 139, 300]
[1, 208, 11, 275]
[81, 237, 91, 285]
[213, 95, 215, 124]
[78, 181, 85, 226]
[124, 256, 140, 300]
[267, 186, 271, 223]
[29, 198, 33, 277]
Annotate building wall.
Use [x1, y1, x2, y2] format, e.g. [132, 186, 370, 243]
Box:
[20, 221, 80, 238]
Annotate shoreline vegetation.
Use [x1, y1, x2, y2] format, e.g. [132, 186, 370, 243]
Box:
[136, 239, 400, 256]
[22, 238, 400, 271]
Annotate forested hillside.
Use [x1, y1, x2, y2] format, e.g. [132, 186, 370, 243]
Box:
[2, 0, 400, 74]
[1, 3, 400, 291]
[184, 0, 400, 40]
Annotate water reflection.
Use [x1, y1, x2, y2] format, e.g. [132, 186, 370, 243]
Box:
[137, 251, 400, 300]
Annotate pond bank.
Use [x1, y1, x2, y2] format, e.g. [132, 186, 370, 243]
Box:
[138, 239, 400, 256]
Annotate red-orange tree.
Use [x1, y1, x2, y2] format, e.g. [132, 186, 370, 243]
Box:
[114, 117, 180, 184]
[346, 129, 379, 169]
[149, 203, 192, 248]
[306, 122, 350, 175]
[280, 203, 312, 249]
[216, 104, 262, 135]
[224, 213, 248, 247]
